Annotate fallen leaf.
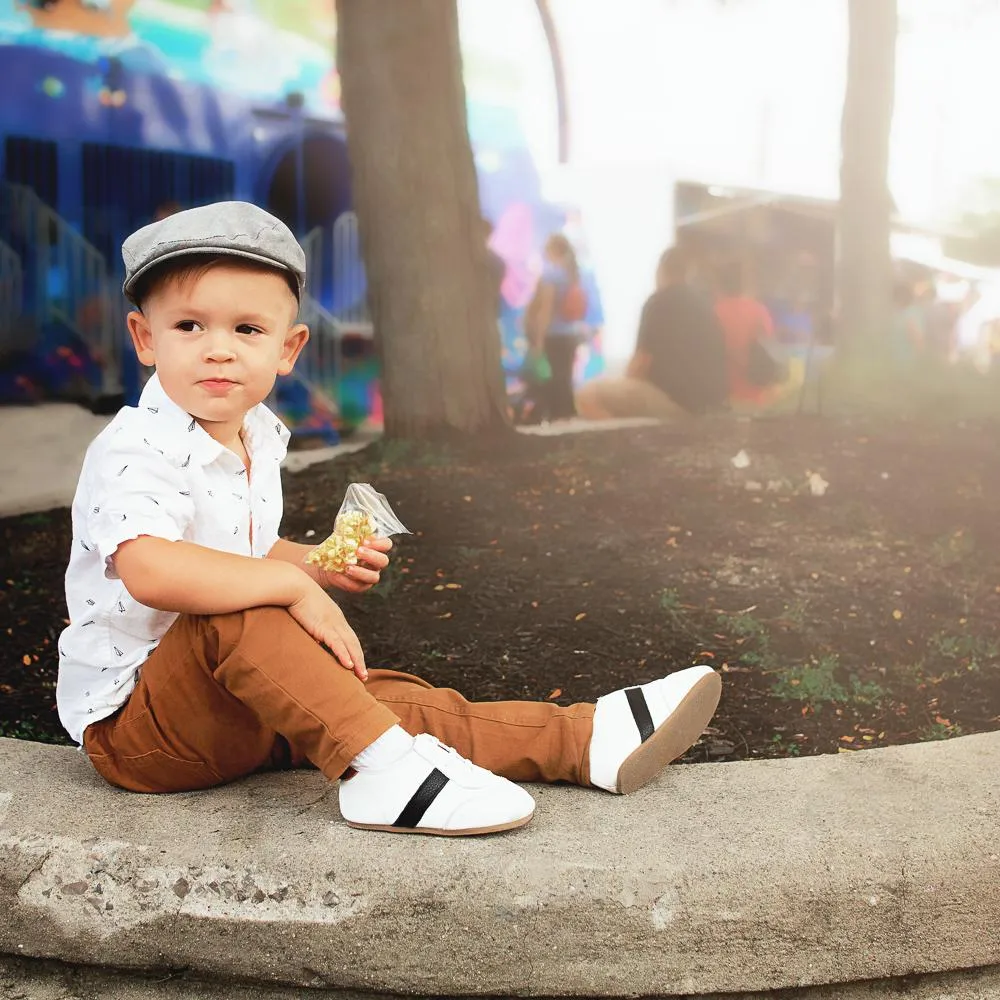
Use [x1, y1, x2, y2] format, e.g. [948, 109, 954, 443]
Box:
[807, 472, 829, 496]
[837, 747, 857, 753]
[840, 735, 856, 743]
[547, 688, 562, 700]
[892, 609, 903, 621]
[574, 612, 587, 621]
[438, 612, 452, 619]
[22, 654, 30, 666]
[530, 601, 539, 609]
[445, 583, 462, 590]
[665, 537, 678, 547]
[463, 495, 472, 502]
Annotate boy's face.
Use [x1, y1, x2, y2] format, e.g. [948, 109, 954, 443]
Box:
[126, 263, 308, 444]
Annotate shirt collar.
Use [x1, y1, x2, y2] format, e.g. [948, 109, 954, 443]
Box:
[137, 374, 290, 468]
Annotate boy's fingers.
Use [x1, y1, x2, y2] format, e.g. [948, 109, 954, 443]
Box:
[345, 631, 367, 675]
[325, 636, 354, 670]
[356, 548, 389, 570]
[348, 564, 381, 584]
[365, 537, 393, 552]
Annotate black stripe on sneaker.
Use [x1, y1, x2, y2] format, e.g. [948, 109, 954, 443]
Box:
[393, 768, 449, 828]
[625, 687, 656, 742]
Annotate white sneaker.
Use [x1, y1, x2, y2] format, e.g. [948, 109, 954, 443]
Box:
[339, 733, 536, 836]
[589, 665, 722, 794]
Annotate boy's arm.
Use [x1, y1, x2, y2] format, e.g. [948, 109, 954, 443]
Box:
[268, 538, 325, 585]
[114, 536, 368, 676]
[115, 536, 308, 614]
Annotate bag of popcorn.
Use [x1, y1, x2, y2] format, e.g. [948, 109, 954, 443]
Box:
[305, 483, 411, 573]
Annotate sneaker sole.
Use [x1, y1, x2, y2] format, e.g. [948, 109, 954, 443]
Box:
[345, 811, 535, 837]
[616, 670, 722, 794]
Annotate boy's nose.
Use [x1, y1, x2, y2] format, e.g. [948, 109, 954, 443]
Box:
[202, 331, 237, 362]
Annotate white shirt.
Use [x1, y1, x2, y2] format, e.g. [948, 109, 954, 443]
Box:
[57, 374, 290, 745]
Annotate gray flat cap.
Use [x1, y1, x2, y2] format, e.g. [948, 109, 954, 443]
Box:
[122, 201, 306, 299]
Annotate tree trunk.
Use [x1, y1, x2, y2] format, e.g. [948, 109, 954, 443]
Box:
[836, 0, 898, 363]
[335, 0, 511, 440]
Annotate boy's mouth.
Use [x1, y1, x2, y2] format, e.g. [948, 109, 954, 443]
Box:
[199, 378, 239, 394]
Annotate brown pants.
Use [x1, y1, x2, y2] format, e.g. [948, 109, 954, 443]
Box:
[83, 607, 595, 794]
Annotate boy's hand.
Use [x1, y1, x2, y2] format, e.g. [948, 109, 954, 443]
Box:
[288, 582, 368, 680]
[317, 536, 393, 594]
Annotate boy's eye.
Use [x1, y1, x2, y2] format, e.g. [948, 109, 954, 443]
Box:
[176, 320, 201, 332]
[236, 324, 263, 336]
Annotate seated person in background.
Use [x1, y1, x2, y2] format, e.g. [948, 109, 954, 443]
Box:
[713, 261, 778, 405]
[576, 247, 727, 421]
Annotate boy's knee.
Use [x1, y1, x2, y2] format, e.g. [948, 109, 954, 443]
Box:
[206, 605, 299, 646]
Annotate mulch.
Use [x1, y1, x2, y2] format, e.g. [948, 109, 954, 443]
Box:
[3, 414, 1000, 762]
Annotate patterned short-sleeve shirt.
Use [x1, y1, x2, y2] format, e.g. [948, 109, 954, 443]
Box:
[57, 373, 290, 745]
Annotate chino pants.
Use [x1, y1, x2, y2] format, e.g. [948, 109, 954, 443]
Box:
[83, 606, 595, 794]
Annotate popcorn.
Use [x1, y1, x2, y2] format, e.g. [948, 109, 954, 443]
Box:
[304, 483, 411, 575]
[306, 510, 378, 573]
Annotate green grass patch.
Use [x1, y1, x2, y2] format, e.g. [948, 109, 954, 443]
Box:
[770, 654, 885, 706]
[928, 631, 999, 674]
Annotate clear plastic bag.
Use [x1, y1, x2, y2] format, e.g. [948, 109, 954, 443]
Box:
[337, 483, 410, 537]
[305, 483, 410, 572]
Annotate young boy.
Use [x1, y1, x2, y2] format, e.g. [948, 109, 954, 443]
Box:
[57, 202, 722, 837]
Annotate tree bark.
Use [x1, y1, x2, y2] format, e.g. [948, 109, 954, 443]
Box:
[836, 0, 898, 363]
[335, 0, 511, 440]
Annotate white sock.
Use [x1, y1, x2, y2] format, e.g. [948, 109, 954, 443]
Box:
[349, 725, 415, 771]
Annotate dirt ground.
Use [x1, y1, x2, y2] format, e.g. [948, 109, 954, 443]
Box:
[3, 415, 999, 763]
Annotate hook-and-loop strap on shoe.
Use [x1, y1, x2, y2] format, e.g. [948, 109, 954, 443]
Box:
[393, 767, 449, 828]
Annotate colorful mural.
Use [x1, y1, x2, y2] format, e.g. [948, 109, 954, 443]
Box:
[1, 0, 604, 426]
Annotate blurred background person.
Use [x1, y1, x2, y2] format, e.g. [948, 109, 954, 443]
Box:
[713, 259, 779, 406]
[522, 232, 588, 422]
[889, 277, 925, 370]
[575, 247, 727, 420]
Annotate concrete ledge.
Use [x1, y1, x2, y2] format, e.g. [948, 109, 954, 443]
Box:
[1, 734, 999, 997]
[4, 956, 1000, 1000]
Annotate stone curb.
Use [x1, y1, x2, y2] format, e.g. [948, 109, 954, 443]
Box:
[1, 734, 999, 997]
[4, 955, 1000, 1000]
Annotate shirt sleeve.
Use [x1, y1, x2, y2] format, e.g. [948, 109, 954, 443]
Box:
[86, 434, 196, 579]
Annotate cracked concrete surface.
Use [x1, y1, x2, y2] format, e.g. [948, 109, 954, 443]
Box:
[1, 733, 999, 996]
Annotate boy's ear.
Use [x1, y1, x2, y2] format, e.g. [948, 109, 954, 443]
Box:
[126, 310, 156, 367]
[277, 323, 309, 376]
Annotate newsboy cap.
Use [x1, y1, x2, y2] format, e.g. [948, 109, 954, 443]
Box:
[122, 201, 306, 300]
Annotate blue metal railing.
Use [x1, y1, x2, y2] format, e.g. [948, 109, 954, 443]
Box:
[1, 181, 122, 395]
[332, 211, 371, 327]
[0, 237, 24, 346]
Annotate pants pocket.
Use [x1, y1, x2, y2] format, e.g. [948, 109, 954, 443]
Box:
[87, 745, 223, 794]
